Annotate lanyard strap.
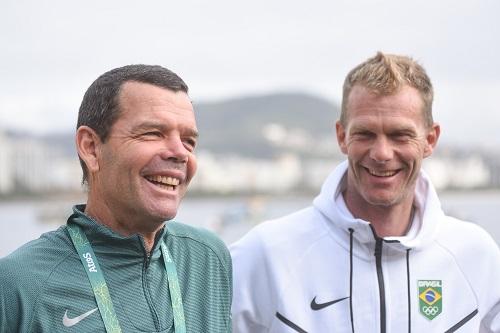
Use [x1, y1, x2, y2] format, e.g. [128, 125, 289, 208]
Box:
[161, 242, 186, 333]
[67, 224, 186, 333]
[67, 224, 122, 333]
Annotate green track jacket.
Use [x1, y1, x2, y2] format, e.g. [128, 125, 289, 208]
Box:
[0, 205, 232, 332]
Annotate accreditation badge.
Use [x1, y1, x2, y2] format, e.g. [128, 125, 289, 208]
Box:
[418, 280, 442, 320]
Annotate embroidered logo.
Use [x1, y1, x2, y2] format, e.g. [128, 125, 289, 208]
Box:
[418, 280, 442, 320]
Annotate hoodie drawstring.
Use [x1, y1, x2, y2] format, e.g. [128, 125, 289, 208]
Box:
[406, 249, 412, 333]
[348, 228, 355, 333]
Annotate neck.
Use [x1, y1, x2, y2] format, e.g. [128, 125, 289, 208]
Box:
[84, 197, 163, 254]
[140, 232, 158, 254]
[343, 192, 415, 238]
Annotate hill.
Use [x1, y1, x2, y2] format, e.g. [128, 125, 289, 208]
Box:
[12, 92, 341, 158]
[195, 92, 340, 157]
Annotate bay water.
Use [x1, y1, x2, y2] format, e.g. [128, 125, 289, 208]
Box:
[1, 191, 499, 258]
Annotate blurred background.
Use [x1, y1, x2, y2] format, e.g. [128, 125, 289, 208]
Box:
[1, 0, 499, 257]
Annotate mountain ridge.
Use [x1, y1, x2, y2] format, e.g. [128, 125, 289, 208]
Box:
[15, 92, 341, 158]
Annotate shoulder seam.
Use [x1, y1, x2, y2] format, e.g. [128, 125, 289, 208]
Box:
[434, 239, 480, 306]
[248, 225, 276, 330]
[254, 219, 331, 329]
[167, 229, 230, 275]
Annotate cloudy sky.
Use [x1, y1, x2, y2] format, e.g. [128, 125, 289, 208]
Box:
[1, 0, 499, 147]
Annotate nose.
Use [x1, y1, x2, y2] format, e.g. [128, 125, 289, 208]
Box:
[369, 136, 393, 163]
[159, 134, 189, 163]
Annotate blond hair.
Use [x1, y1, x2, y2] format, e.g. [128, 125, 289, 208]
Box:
[340, 52, 434, 127]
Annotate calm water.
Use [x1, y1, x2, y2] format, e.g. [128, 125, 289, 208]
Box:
[1, 192, 499, 258]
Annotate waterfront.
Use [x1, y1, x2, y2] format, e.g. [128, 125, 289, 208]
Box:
[0, 191, 499, 258]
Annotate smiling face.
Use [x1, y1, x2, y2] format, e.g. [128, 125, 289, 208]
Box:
[336, 85, 439, 210]
[89, 81, 198, 231]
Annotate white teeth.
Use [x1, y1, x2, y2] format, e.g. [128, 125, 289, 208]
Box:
[368, 169, 397, 177]
[146, 175, 180, 186]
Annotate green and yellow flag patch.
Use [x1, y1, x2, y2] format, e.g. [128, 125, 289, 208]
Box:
[418, 280, 442, 320]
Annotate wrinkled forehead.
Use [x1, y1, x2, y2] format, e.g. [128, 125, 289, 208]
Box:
[110, 81, 196, 133]
[118, 81, 191, 108]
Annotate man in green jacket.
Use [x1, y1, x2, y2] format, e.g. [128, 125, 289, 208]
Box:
[0, 65, 232, 332]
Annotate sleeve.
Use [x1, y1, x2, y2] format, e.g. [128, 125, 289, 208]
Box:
[230, 227, 277, 333]
[478, 237, 500, 332]
[480, 300, 500, 333]
[0, 258, 27, 333]
[0, 275, 15, 333]
[220, 241, 233, 333]
[472, 233, 500, 332]
[436, 218, 500, 332]
[451, 222, 500, 333]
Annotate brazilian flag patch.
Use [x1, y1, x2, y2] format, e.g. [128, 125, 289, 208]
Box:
[418, 280, 442, 320]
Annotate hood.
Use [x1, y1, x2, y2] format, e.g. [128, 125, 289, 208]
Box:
[312, 161, 445, 251]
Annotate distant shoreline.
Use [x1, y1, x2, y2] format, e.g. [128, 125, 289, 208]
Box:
[1, 188, 500, 203]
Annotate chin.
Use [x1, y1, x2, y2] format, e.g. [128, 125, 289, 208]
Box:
[156, 208, 178, 221]
[144, 198, 180, 219]
[363, 193, 402, 207]
[162, 213, 178, 222]
[143, 207, 178, 223]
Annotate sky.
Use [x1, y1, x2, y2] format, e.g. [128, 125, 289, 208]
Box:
[0, 0, 499, 147]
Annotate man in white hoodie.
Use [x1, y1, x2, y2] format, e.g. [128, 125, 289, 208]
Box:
[230, 52, 500, 333]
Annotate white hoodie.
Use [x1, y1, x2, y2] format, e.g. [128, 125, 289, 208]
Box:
[231, 161, 500, 333]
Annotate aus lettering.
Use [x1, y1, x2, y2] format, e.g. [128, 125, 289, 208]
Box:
[83, 252, 97, 273]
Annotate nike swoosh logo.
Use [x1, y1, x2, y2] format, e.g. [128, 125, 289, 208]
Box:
[62, 307, 98, 327]
[310, 296, 349, 310]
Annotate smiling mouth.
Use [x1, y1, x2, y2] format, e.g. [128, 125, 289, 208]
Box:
[145, 175, 180, 191]
[366, 168, 399, 178]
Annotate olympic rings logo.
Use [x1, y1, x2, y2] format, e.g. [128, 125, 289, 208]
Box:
[422, 306, 439, 316]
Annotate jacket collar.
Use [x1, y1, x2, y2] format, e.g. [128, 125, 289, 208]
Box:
[66, 204, 167, 261]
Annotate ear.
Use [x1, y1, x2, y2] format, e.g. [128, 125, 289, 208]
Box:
[76, 126, 102, 174]
[336, 121, 348, 154]
[423, 123, 440, 158]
